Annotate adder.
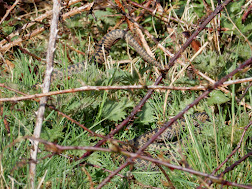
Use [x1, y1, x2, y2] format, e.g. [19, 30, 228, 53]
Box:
[51, 29, 162, 81]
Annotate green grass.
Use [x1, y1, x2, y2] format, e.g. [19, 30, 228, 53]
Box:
[1, 1, 252, 188]
[1, 50, 251, 188]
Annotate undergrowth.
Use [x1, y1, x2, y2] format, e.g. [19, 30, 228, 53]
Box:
[0, 0, 251, 188]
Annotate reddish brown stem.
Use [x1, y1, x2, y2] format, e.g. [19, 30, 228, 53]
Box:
[96, 0, 237, 187]
[97, 56, 252, 188]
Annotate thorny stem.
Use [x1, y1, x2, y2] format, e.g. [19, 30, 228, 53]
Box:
[211, 121, 252, 175]
[83, 1, 237, 187]
[164, 0, 233, 71]
[80, 0, 234, 162]
[79, 75, 163, 159]
[2, 77, 252, 102]
[97, 53, 251, 188]
[0, 84, 105, 139]
[220, 151, 252, 176]
[237, 82, 252, 103]
[29, 1, 60, 188]
[203, 121, 252, 187]
[23, 136, 252, 189]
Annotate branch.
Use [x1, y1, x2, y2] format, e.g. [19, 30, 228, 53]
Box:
[0, 0, 20, 25]
[29, 0, 61, 188]
[0, 83, 105, 138]
[28, 136, 252, 189]
[0, 84, 206, 102]
[202, 120, 252, 188]
[1, 77, 252, 102]
[97, 53, 252, 188]
[0, 2, 93, 52]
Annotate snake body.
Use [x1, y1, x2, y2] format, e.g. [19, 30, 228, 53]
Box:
[119, 112, 209, 170]
[51, 29, 210, 169]
[51, 29, 161, 81]
[128, 113, 209, 149]
[94, 29, 161, 68]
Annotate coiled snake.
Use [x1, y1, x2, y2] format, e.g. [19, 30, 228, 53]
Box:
[51, 29, 162, 81]
[52, 29, 210, 169]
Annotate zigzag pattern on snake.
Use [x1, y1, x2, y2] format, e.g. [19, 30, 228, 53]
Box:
[117, 112, 209, 170]
[51, 29, 162, 81]
[51, 29, 210, 169]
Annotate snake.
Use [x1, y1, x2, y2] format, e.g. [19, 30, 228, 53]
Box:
[51, 29, 210, 170]
[51, 29, 162, 81]
[117, 112, 210, 170]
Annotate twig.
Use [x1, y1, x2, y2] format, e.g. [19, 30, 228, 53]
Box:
[59, 40, 86, 56]
[79, 76, 163, 159]
[127, 0, 194, 26]
[115, 0, 133, 30]
[0, 84, 207, 102]
[79, 0, 234, 164]
[135, 58, 252, 172]
[85, 162, 125, 178]
[120, 5, 230, 94]
[0, 0, 88, 47]
[0, 27, 46, 52]
[205, 121, 252, 187]
[0, 84, 106, 139]
[62, 3, 93, 20]
[224, 7, 252, 51]
[218, 151, 252, 176]
[242, 5, 252, 23]
[237, 82, 252, 103]
[96, 0, 235, 187]
[29, 1, 61, 188]
[0, 2, 93, 52]
[0, 0, 20, 25]
[97, 55, 252, 188]
[82, 167, 94, 189]
[164, 0, 233, 71]
[28, 136, 252, 189]
[0, 13, 52, 47]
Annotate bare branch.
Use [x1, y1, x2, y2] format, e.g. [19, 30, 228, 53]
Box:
[1, 76, 252, 102]
[0, 0, 20, 25]
[0, 84, 206, 102]
[96, 0, 236, 187]
[29, 0, 61, 188]
[97, 53, 252, 188]
[28, 136, 252, 189]
[0, 83, 106, 138]
[0, 2, 93, 52]
[203, 121, 252, 188]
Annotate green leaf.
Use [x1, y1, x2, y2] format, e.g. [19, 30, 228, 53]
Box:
[179, 97, 194, 114]
[229, 0, 245, 13]
[207, 91, 230, 106]
[41, 124, 63, 142]
[102, 98, 134, 122]
[94, 10, 116, 25]
[137, 102, 156, 124]
[67, 96, 95, 112]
